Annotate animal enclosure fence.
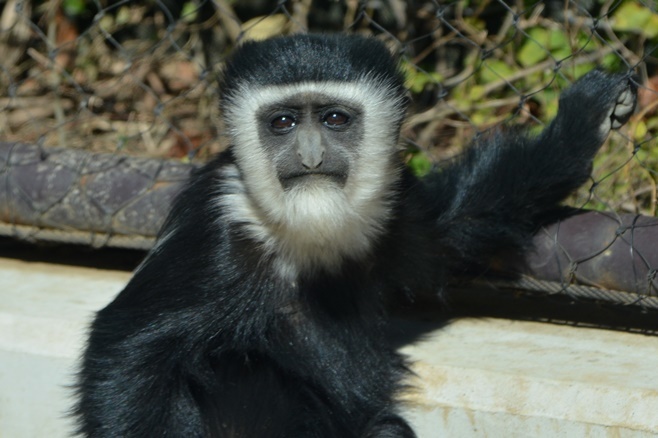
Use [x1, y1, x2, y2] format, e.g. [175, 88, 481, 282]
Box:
[1, 0, 657, 318]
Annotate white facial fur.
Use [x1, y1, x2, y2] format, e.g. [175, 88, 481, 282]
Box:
[218, 79, 406, 281]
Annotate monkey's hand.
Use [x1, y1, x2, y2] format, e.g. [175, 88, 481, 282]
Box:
[554, 69, 637, 147]
[607, 79, 637, 131]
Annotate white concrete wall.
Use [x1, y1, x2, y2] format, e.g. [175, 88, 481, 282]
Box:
[400, 320, 658, 437]
[1, 256, 657, 437]
[0, 258, 131, 437]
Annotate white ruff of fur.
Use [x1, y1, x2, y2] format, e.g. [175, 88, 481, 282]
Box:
[218, 79, 406, 280]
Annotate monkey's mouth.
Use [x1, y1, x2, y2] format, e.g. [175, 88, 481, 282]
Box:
[279, 171, 347, 189]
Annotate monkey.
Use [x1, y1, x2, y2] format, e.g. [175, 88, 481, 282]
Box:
[73, 33, 637, 437]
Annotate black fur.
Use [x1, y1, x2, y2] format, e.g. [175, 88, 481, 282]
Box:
[219, 34, 407, 104]
[74, 35, 636, 437]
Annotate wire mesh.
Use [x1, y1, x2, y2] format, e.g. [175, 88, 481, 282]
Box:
[1, 0, 657, 312]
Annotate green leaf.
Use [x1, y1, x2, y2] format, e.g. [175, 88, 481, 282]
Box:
[464, 16, 486, 32]
[479, 60, 515, 84]
[402, 60, 443, 94]
[517, 28, 549, 67]
[612, 2, 658, 38]
[181, 2, 199, 22]
[408, 152, 433, 177]
[466, 84, 486, 101]
[634, 120, 648, 141]
[63, 0, 86, 17]
[518, 27, 575, 66]
[547, 29, 569, 51]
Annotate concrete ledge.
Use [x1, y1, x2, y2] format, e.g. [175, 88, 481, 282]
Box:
[401, 320, 658, 436]
[0, 257, 131, 437]
[1, 257, 657, 437]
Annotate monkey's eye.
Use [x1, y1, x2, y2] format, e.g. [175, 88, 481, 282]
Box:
[270, 115, 296, 131]
[323, 112, 350, 128]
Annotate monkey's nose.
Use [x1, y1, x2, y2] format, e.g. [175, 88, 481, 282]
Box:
[296, 132, 325, 169]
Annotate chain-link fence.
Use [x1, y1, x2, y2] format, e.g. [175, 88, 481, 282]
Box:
[1, 0, 657, 315]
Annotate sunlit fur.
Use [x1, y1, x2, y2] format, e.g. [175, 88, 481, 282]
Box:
[219, 80, 407, 279]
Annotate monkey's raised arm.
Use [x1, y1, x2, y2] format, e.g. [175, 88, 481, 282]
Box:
[426, 70, 637, 269]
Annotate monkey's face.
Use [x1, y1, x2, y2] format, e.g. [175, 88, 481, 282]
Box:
[220, 80, 406, 275]
[224, 80, 405, 205]
[257, 93, 361, 191]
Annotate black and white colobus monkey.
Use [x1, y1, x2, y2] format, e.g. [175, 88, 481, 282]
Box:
[74, 34, 636, 437]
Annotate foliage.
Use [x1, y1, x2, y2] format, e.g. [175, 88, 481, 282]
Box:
[0, 0, 656, 214]
[402, 0, 658, 215]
